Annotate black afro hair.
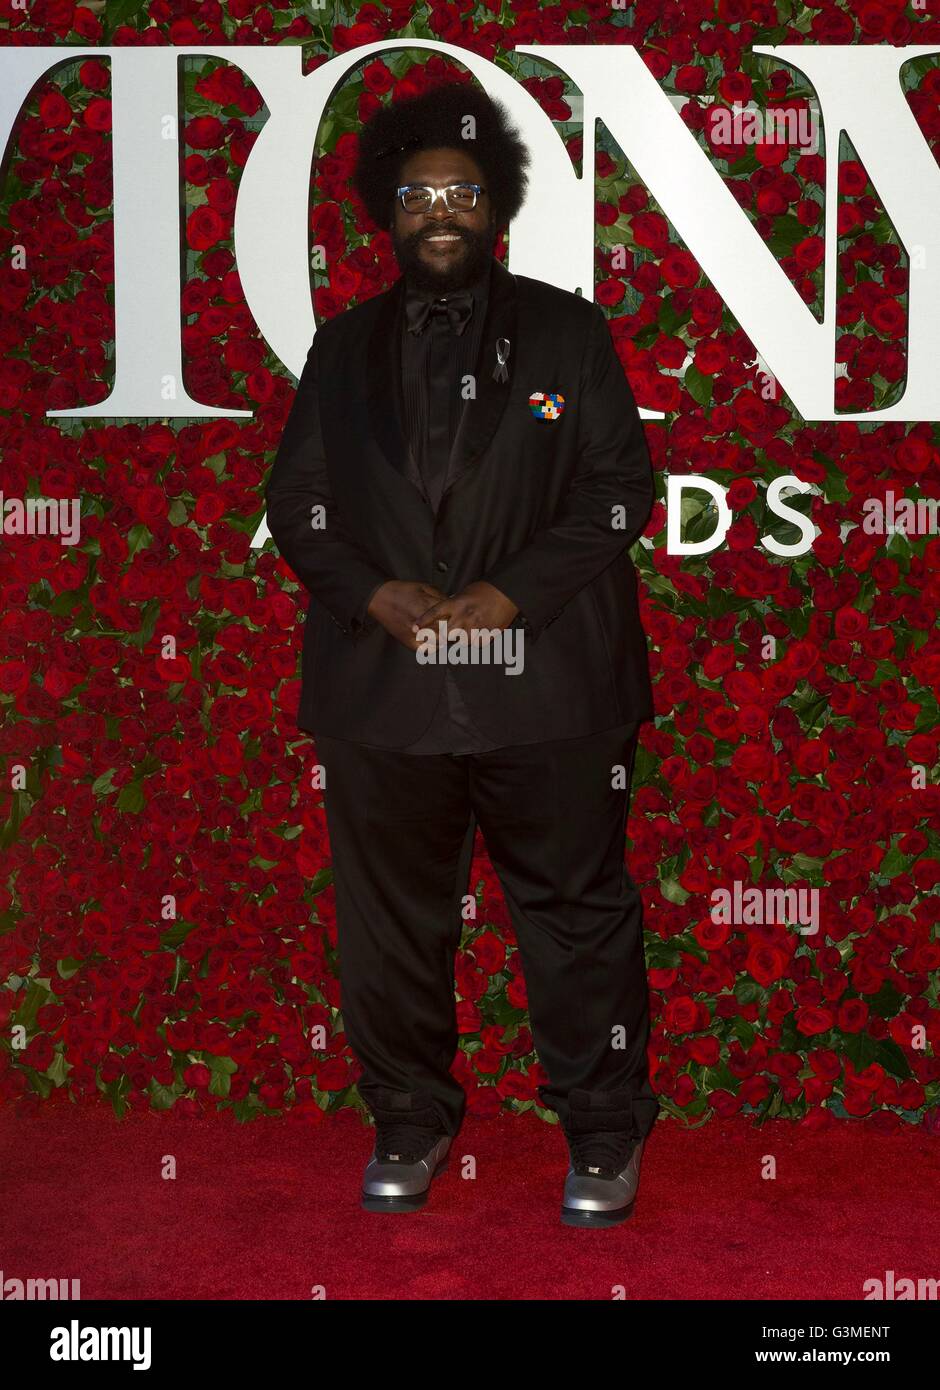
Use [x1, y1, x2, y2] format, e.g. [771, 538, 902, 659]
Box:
[352, 79, 531, 232]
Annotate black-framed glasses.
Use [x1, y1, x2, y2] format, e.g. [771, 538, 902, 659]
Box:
[396, 183, 485, 214]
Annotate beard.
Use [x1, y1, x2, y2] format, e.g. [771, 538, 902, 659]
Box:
[391, 218, 495, 294]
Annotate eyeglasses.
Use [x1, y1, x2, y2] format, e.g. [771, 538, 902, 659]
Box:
[396, 183, 486, 214]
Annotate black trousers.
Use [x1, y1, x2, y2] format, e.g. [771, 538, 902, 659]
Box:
[316, 722, 658, 1138]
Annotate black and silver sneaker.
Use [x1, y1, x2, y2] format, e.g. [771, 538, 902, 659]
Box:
[361, 1088, 452, 1213]
[560, 1087, 646, 1228]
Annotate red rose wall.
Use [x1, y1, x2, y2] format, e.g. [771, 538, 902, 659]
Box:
[0, 1, 938, 1135]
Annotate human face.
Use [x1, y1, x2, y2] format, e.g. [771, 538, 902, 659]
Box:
[390, 146, 496, 293]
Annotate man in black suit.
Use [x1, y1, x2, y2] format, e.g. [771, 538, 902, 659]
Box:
[265, 82, 659, 1227]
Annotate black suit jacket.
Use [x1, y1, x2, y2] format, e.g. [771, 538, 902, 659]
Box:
[264, 257, 655, 749]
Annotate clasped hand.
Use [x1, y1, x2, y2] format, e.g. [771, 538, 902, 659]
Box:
[366, 580, 519, 654]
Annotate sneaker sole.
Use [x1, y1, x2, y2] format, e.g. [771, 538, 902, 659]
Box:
[361, 1156, 449, 1213]
[560, 1198, 635, 1228]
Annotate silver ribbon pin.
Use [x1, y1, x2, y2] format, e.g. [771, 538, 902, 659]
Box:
[493, 337, 510, 384]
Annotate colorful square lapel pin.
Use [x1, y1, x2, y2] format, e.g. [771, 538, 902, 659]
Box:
[528, 391, 566, 421]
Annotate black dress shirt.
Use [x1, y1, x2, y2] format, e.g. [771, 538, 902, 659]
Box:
[396, 256, 508, 755]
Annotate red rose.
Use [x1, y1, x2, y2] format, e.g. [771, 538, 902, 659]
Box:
[837, 999, 869, 1033]
[746, 944, 790, 987]
[718, 73, 752, 103]
[630, 210, 670, 252]
[795, 1007, 834, 1037]
[361, 60, 394, 95]
[661, 248, 700, 289]
[470, 932, 507, 975]
[688, 1037, 721, 1066]
[187, 205, 225, 252]
[739, 1075, 771, 1106]
[793, 236, 825, 270]
[663, 995, 704, 1033]
[869, 298, 905, 339]
[834, 606, 869, 640]
[675, 65, 706, 95]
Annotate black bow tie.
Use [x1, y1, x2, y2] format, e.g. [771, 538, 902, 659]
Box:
[405, 287, 474, 337]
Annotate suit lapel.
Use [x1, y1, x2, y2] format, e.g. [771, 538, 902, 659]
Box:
[365, 256, 519, 509]
[443, 256, 518, 503]
[365, 273, 428, 502]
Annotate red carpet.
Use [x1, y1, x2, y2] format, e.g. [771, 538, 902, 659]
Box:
[2, 1102, 937, 1301]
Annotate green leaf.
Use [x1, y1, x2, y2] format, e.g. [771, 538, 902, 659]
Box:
[823, 468, 850, 504]
[684, 363, 713, 407]
[646, 937, 681, 969]
[98, 1072, 130, 1118]
[487, 991, 527, 1027]
[735, 980, 762, 1005]
[160, 921, 195, 950]
[208, 1069, 231, 1097]
[91, 768, 117, 796]
[205, 1054, 238, 1074]
[657, 297, 692, 335]
[878, 842, 908, 879]
[226, 505, 266, 535]
[309, 868, 334, 894]
[149, 1081, 182, 1111]
[49, 589, 82, 617]
[46, 1051, 70, 1087]
[27, 1068, 54, 1099]
[117, 780, 145, 813]
[230, 1097, 262, 1122]
[674, 932, 710, 964]
[783, 853, 825, 884]
[702, 1061, 738, 1091]
[659, 877, 690, 905]
[14, 979, 52, 1030]
[631, 321, 660, 351]
[727, 149, 761, 176]
[102, 0, 151, 40]
[768, 214, 809, 256]
[844, 1031, 878, 1073]
[875, 1038, 912, 1081]
[632, 744, 657, 786]
[0, 792, 25, 850]
[129, 598, 161, 651]
[729, 1015, 757, 1048]
[657, 1094, 711, 1125]
[868, 982, 904, 1020]
[127, 523, 152, 557]
[867, 214, 897, 247]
